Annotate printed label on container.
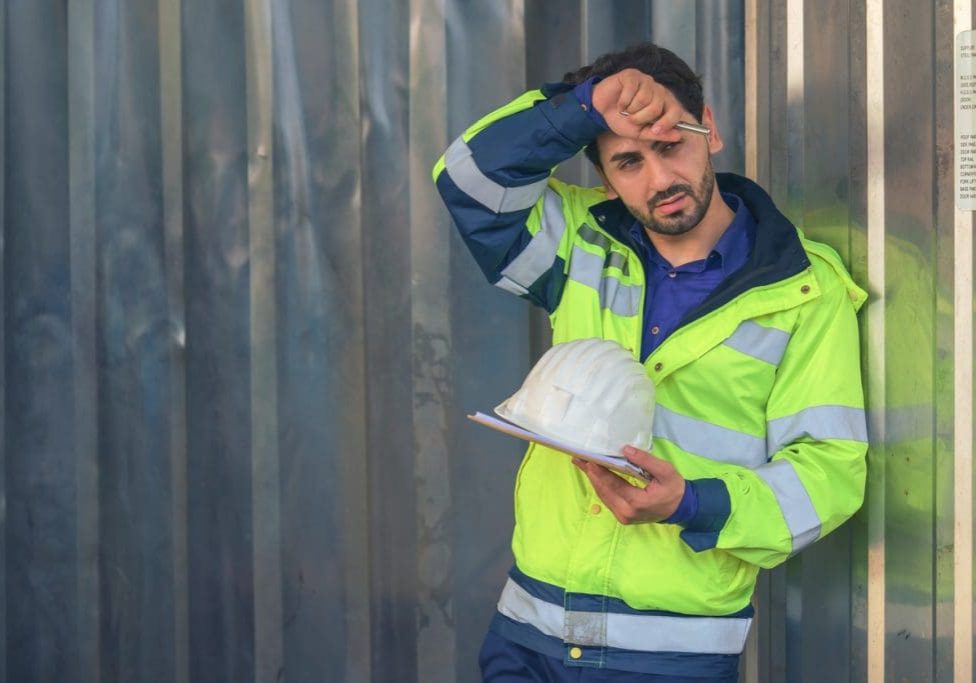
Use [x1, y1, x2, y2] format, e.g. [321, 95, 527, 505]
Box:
[957, 30, 976, 210]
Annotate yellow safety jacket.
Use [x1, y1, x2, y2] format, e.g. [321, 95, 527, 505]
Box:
[433, 84, 868, 673]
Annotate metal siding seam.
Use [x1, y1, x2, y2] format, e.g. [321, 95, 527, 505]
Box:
[723, 320, 791, 366]
[0, 0, 6, 677]
[766, 405, 869, 456]
[443, 136, 549, 213]
[500, 188, 566, 288]
[742, 4, 762, 680]
[785, 0, 804, 222]
[754, 459, 821, 552]
[68, 1, 100, 680]
[653, 406, 767, 468]
[410, 0, 456, 679]
[244, 0, 283, 680]
[865, 0, 886, 679]
[158, 0, 188, 677]
[745, 0, 759, 181]
[953, 6, 974, 681]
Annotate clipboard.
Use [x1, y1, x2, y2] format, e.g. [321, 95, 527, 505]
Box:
[467, 411, 652, 484]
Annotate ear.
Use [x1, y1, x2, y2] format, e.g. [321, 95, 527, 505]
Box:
[596, 166, 619, 200]
[701, 106, 724, 155]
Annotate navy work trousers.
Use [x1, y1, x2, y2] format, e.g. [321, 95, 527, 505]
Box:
[479, 631, 739, 683]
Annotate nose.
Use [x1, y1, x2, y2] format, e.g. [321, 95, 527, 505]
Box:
[643, 158, 675, 194]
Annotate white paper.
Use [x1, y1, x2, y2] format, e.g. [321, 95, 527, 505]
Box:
[468, 412, 651, 482]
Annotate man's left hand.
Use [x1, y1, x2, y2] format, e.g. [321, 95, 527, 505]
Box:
[573, 445, 686, 524]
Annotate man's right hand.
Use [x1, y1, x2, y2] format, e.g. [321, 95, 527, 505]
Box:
[591, 68, 684, 142]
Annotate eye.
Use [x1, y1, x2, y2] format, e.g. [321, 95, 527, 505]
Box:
[661, 141, 682, 154]
[618, 157, 640, 170]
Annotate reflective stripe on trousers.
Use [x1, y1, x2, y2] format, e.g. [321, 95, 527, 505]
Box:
[496, 578, 753, 655]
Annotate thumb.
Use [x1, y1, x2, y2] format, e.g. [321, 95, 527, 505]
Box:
[621, 445, 675, 478]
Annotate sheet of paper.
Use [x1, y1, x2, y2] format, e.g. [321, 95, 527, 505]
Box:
[467, 412, 652, 483]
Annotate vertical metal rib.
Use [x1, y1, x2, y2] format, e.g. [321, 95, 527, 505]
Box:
[158, 0, 188, 679]
[409, 0, 456, 679]
[243, 0, 282, 680]
[0, 0, 6, 678]
[67, 1, 100, 681]
[953, 8, 974, 682]
[745, 0, 759, 181]
[579, 0, 594, 188]
[742, 5, 763, 682]
[865, 0, 886, 681]
[785, 0, 804, 220]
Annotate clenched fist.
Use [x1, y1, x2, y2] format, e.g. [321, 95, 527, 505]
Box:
[591, 68, 685, 142]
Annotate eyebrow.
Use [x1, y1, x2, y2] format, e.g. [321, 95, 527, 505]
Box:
[608, 150, 643, 165]
[608, 137, 683, 165]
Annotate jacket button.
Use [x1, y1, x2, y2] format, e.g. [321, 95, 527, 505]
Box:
[650, 325, 660, 335]
[800, 285, 811, 294]
[569, 647, 583, 659]
[590, 504, 602, 515]
[654, 362, 663, 371]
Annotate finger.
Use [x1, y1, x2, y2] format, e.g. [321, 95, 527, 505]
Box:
[622, 445, 677, 479]
[616, 84, 640, 116]
[647, 108, 685, 140]
[581, 461, 638, 509]
[623, 88, 665, 126]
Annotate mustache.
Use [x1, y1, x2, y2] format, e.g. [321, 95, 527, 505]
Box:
[648, 184, 695, 207]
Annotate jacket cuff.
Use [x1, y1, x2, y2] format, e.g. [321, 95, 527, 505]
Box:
[536, 87, 609, 148]
[571, 77, 609, 129]
[678, 478, 731, 552]
[662, 479, 698, 525]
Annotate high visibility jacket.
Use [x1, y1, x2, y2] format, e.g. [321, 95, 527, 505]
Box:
[433, 83, 868, 670]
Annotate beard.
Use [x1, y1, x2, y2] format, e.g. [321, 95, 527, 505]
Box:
[626, 161, 716, 236]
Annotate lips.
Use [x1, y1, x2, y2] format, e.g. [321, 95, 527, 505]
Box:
[655, 193, 687, 216]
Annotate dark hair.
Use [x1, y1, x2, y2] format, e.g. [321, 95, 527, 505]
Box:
[561, 43, 704, 167]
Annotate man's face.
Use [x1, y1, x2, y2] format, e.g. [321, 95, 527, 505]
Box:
[596, 106, 724, 237]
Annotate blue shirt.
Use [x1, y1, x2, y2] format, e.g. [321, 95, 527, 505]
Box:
[630, 193, 755, 362]
[630, 195, 755, 525]
[571, 78, 757, 527]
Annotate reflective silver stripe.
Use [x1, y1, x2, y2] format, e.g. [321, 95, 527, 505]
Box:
[497, 189, 566, 289]
[767, 405, 868, 455]
[494, 275, 529, 296]
[653, 406, 767, 468]
[723, 320, 791, 366]
[579, 224, 630, 274]
[444, 136, 548, 213]
[568, 246, 641, 316]
[605, 250, 629, 275]
[755, 459, 821, 552]
[578, 223, 611, 251]
[497, 578, 751, 655]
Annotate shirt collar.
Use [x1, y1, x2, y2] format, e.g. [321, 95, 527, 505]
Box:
[626, 192, 755, 276]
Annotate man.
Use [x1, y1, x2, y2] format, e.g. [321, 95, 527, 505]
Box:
[432, 43, 868, 682]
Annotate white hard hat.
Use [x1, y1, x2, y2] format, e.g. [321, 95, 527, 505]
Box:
[495, 338, 655, 456]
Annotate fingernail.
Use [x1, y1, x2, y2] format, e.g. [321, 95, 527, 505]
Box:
[618, 110, 630, 117]
[650, 124, 662, 134]
[622, 445, 636, 456]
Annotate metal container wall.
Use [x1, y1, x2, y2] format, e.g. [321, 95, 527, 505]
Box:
[0, 1, 743, 682]
[745, 1, 976, 681]
[8, 0, 975, 682]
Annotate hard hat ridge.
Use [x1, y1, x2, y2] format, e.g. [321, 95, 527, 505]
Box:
[495, 338, 656, 456]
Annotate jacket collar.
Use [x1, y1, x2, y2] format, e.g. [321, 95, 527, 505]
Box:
[587, 172, 811, 325]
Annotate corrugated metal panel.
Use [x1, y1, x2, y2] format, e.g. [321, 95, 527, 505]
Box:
[18, 0, 976, 681]
[746, 1, 976, 681]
